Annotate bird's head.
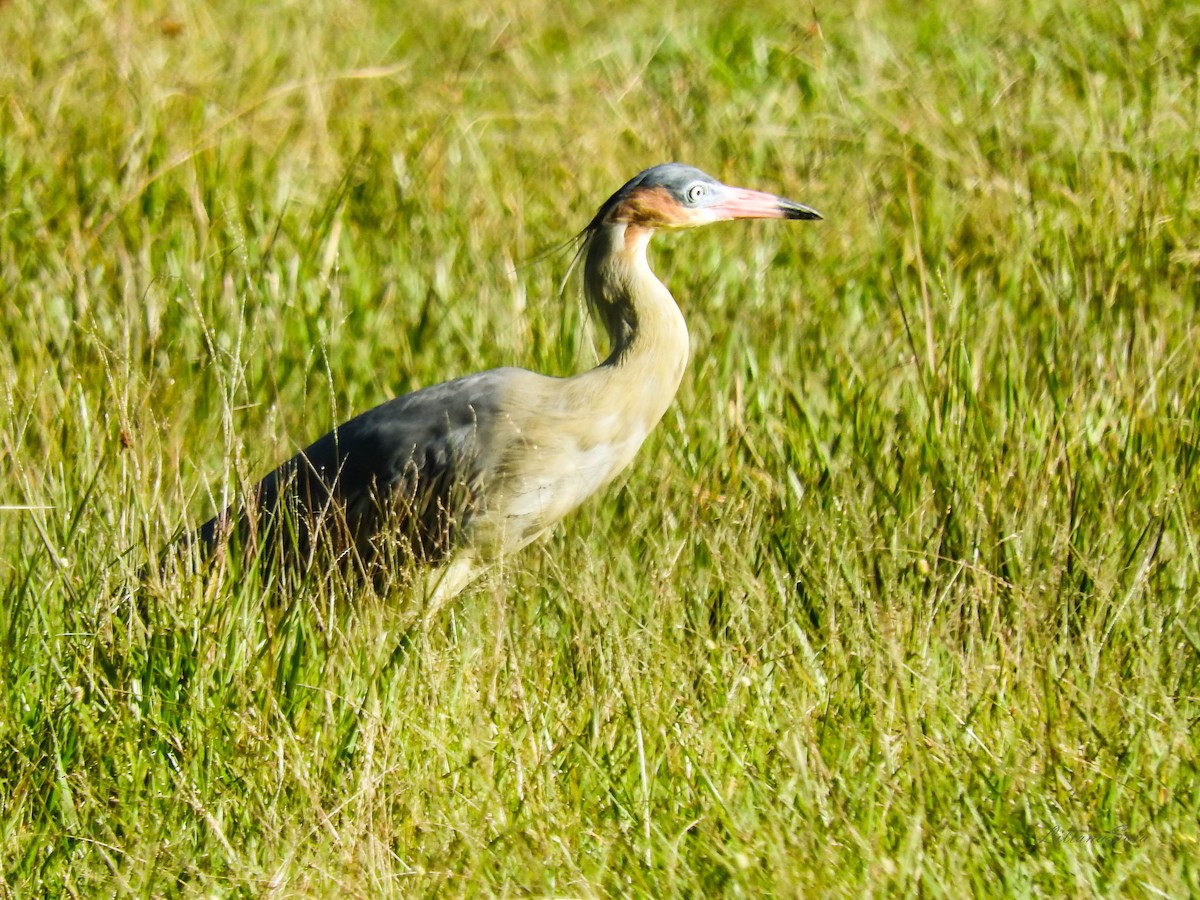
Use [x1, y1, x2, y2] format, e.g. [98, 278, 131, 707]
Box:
[587, 163, 821, 233]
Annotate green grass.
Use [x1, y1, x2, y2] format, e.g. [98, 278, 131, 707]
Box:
[2, 0, 1198, 894]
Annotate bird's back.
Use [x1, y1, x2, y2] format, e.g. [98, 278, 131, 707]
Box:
[195, 368, 521, 573]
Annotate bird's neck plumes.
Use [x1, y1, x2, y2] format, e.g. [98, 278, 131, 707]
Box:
[572, 221, 690, 442]
[581, 222, 689, 370]
[581, 224, 639, 362]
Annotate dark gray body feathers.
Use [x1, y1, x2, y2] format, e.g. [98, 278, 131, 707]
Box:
[196, 368, 514, 570]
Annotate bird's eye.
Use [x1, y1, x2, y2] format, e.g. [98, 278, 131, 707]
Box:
[686, 182, 708, 203]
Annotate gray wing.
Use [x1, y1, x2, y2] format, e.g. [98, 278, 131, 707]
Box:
[195, 368, 516, 568]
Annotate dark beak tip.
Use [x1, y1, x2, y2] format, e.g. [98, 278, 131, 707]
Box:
[785, 207, 823, 221]
[780, 200, 822, 221]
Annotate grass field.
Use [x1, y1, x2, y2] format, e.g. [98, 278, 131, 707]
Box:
[2, 0, 1198, 895]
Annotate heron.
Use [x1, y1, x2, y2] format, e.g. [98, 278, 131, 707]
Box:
[193, 163, 820, 610]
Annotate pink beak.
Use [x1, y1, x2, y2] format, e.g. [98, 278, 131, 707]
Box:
[711, 187, 822, 222]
